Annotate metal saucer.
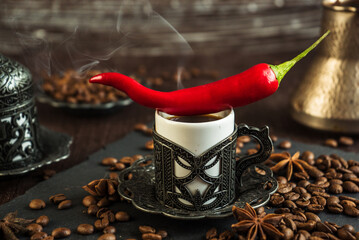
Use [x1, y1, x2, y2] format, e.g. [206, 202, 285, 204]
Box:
[118, 157, 278, 220]
[0, 126, 72, 176]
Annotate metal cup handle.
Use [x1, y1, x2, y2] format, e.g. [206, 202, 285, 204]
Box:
[235, 124, 273, 185]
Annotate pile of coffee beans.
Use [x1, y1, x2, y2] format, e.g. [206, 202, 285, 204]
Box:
[42, 70, 130, 104]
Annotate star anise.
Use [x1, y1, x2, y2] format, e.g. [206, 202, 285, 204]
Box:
[82, 179, 119, 197]
[0, 211, 34, 240]
[269, 151, 323, 181]
[231, 203, 283, 240]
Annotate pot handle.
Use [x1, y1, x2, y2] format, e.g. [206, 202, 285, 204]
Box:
[235, 124, 273, 184]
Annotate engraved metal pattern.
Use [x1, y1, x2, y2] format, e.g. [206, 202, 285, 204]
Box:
[291, 0, 359, 132]
[118, 157, 278, 220]
[0, 54, 32, 98]
[0, 126, 72, 176]
[0, 54, 42, 169]
[153, 126, 238, 211]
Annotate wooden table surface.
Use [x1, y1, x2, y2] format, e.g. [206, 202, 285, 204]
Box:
[1, 51, 358, 206]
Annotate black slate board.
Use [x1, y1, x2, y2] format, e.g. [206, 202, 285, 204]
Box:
[0, 128, 359, 240]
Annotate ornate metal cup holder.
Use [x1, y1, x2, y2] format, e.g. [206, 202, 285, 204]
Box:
[0, 126, 72, 176]
[118, 157, 278, 220]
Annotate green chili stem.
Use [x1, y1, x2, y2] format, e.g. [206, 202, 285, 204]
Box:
[270, 30, 330, 85]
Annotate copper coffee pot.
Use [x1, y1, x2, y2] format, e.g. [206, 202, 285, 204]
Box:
[291, 0, 359, 133]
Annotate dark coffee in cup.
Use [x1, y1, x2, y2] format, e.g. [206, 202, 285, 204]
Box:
[167, 114, 222, 123]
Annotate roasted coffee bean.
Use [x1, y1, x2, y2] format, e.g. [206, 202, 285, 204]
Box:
[297, 180, 311, 188]
[119, 156, 135, 165]
[284, 200, 297, 209]
[94, 218, 109, 230]
[311, 196, 326, 206]
[342, 173, 356, 180]
[83, 196, 97, 207]
[331, 159, 342, 169]
[115, 211, 130, 222]
[27, 223, 43, 235]
[339, 136, 354, 146]
[306, 185, 325, 193]
[316, 222, 333, 233]
[43, 237, 54, 240]
[289, 212, 307, 222]
[281, 227, 294, 240]
[293, 186, 307, 195]
[327, 196, 344, 214]
[339, 195, 359, 204]
[312, 192, 330, 199]
[306, 167, 324, 179]
[330, 179, 343, 185]
[110, 162, 126, 171]
[348, 160, 359, 167]
[343, 204, 359, 217]
[337, 227, 356, 240]
[301, 192, 312, 201]
[311, 231, 329, 239]
[278, 140, 291, 149]
[296, 220, 316, 232]
[52, 227, 71, 239]
[109, 172, 119, 180]
[277, 176, 288, 184]
[49, 194, 67, 204]
[100, 210, 115, 223]
[278, 183, 293, 194]
[343, 181, 359, 192]
[218, 230, 233, 240]
[301, 151, 315, 165]
[142, 233, 162, 240]
[341, 200, 356, 207]
[283, 217, 297, 231]
[270, 134, 278, 142]
[324, 139, 338, 148]
[237, 135, 251, 143]
[307, 204, 325, 213]
[108, 194, 121, 202]
[29, 199, 46, 210]
[77, 224, 94, 235]
[58, 199, 72, 209]
[97, 197, 110, 207]
[284, 192, 300, 201]
[327, 196, 340, 205]
[274, 208, 291, 214]
[31, 232, 48, 240]
[103, 226, 116, 234]
[270, 193, 285, 206]
[305, 212, 321, 222]
[156, 230, 168, 238]
[145, 140, 154, 150]
[247, 149, 257, 155]
[36, 215, 50, 227]
[43, 169, 56, 180]
[349, 166, 359, 175]
[96, 208, 111, 218]
[98, 233, 116, 240]
[87, 205, 99, 215]
[101, 157, 118, 166]
[294, 172, 310, 180]
[296, 199, 311, 208]
[139, 225, 156, 234]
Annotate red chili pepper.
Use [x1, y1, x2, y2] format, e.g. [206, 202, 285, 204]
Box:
[90, 31, 329, 116]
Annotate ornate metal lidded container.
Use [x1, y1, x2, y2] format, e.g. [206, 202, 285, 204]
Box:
[0, 54, 42, 170]
[291, 0, 359, 133]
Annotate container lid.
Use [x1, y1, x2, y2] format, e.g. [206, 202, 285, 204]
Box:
[0, 54, 32, 99]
